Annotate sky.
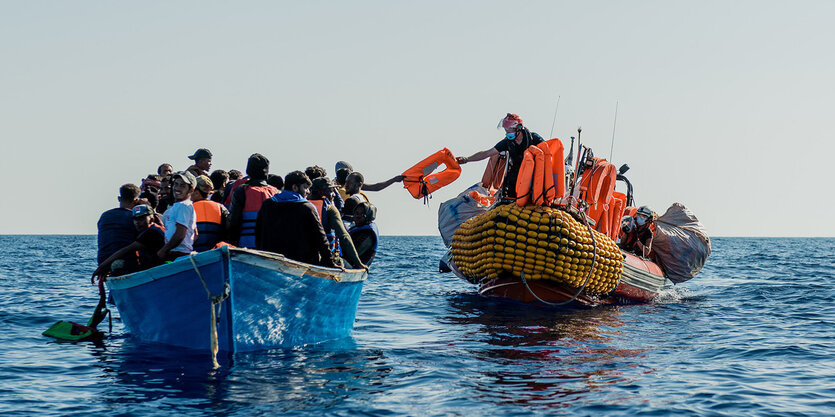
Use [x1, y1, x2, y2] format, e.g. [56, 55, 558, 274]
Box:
[2, 1, 834, 236]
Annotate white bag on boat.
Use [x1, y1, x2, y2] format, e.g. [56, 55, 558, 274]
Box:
[652, 203, 711, 283]
[438, 184, 491, 247]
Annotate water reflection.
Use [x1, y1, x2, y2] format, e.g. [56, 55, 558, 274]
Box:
[87, 336, 392, 413]
[442, 294, 651, 409]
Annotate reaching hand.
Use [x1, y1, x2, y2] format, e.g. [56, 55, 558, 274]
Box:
[456, 156, 468, 165]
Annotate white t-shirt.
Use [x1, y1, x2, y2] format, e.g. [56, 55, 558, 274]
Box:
[162, 200, 197, 253]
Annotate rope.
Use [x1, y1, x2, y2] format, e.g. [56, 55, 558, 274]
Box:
[190, 254, 230, 369]
[518, 208, 598, 306]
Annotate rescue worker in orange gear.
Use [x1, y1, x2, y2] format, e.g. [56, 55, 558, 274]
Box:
[619, 205, 656, 257]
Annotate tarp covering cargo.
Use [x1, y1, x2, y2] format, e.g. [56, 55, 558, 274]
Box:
[438, 184, 491, 247]
[652, 203, 711, 283]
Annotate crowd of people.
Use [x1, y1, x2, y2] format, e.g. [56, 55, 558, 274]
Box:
[94, 148, 403, 279]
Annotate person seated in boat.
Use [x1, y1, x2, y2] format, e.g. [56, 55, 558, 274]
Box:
[229, 154, 279, 248]
[209, 170, 229, 203]
[191, 175, 230, 252]
[305, 165, 327, 180]
[140, 174, 161, 194]
[455, 113, 544, 199]
[334, 167, 351, 203]
[93, 204, 166, 278]
[341, 172, 370, 223]
[97, 184, 142, 273]
[186, 148, 213, 178]
[157, 175, 175, 213]
[157, 163, 174, 177]
[157, 171, 198, 261]
[619, 205, 657, 257]
[255, 171, 337, 267]
[349, 202, 379, 266]
[309, 177, 367, 270]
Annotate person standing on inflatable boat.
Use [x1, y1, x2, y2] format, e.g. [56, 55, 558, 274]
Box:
[456, 113, 544, 199]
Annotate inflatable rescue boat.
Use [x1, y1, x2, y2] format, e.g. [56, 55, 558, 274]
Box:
[438, 134, 710, 307]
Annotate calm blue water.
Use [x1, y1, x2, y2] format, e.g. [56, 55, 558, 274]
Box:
[1, 236, 834, 416]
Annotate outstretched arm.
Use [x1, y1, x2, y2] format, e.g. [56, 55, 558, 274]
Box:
[456, 148, 499, 165]
[363, 175, 406, 192]
[92, 241, 144, 279]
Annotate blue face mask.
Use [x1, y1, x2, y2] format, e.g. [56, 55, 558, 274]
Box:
[505, 133, 516, 140]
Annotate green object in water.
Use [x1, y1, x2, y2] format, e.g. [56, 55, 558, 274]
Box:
[42, 320, 101, 341]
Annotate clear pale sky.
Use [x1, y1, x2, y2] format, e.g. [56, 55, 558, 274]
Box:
[2, 1, 833, 236]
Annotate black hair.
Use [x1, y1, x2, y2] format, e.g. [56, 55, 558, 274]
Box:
[157, 163, 173, 175]
[209, 170, 229, 190]
[119, 184, 141, 202]
[284, 170, 312, 191]
[228, 169, 243, 180]
[347, 171, 364, 185]
[304, 165, 327, 180]
[139, 189, 159, 210]
[267, 174, 284, 190]
[335, 167, 351, 185]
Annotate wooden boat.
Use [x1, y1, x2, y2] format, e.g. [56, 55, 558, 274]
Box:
[106, 246, 367, 352]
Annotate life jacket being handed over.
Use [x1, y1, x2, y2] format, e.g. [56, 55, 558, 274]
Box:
[402, 148, 462, 199]
[193, 200, 223, 252]
[480, 152, 507, 192]
[310, 198, 339, 254]
[239, 184, 278, 248]
[349, 222, 379, 266]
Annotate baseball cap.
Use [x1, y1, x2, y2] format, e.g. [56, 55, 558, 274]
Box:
[132, 204, 154, 218]
[188, 148, 213, 160]
[195, 175, 214, 193]
[171, 171, 197, 187]
[311, 177, 338, 192]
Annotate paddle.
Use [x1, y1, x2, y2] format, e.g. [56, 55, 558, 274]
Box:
[42, 275, 111, 342]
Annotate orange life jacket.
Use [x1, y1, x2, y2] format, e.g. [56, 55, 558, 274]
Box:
[542, 138, 566, 199]
[239, 184, 278, 248]
[193, 200, 223, 252]
[480, 153, 507, 191]
[514, 149, 536, 206]
[402, 148, 462, 199]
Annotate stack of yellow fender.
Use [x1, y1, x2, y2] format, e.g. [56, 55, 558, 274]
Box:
[451, 204, 624, 294]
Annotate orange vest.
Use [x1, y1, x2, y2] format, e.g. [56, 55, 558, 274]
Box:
[193, 199, 223, 252]
[402, 148, 462, 199]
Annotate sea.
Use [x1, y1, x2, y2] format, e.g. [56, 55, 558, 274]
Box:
[0, 235, 833, 416]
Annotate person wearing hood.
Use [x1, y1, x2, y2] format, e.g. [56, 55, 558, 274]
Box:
[455, 113, 544, 199]
[618, 205, 657, 257]
[255, 171, 336, 267]
[229, 153, 278, 248]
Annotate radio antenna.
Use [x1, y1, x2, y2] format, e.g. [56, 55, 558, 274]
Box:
[608, 100, 619, 161]
[549, 95, 561, 138]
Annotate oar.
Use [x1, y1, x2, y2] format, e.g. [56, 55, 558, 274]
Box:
[42, 276, 110, 342]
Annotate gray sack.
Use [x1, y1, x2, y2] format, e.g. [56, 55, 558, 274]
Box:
[651, 203, 711, 283]
[438, 184, 491, 247]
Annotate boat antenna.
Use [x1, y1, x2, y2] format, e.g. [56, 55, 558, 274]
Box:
[549, 95, 561, 138]
[608, 100, 619, 161]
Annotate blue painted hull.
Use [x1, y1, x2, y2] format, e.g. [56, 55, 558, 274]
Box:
[106, 246, 367, 352]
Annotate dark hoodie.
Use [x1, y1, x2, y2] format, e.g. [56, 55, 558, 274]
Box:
[255, 190, 336, 267]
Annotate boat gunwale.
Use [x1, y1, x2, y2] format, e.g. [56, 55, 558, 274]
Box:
[106, 246, 367, 290]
